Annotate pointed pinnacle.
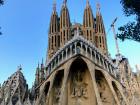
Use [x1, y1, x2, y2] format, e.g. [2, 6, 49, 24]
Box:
[53, 0, 56, 12]
[64, 0, 67, 4]
[96, 2, 101, 14]
[42, 58, 44, 64]
[86, 0, 90, 7]
[18, 65, 22, 71]
[63, 0, 67, 6]
[38, 62, 40, 68]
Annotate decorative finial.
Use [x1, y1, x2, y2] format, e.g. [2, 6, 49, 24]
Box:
[38, 62, 40, 68]
[41, 58, 44, 64]
[18, 65, 22, 71]
[86, 0, 89, 6]
[96, 2, 101, 14]
[53, 0, 56, 12]
[63, 0, 67, 6]
[41, 58, 44, 68]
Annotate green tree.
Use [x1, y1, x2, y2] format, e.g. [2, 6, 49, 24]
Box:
[0, 0, 4, 5]
[117, 0, 140, 42]
[0, 0, 4, 35]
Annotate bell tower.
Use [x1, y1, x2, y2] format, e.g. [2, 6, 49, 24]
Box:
[95, 3, 108, 55]
[48, 0, 60, 60]
[60, 0, 71, 47]
[83, 0, 95, 44]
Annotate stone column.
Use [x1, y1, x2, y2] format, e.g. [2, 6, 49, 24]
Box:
[86, 45, 88, 56]
[105, 61, 109, 72]
[86, 60, 103, 105]
[70, 45, 72, 57]
[94, 51, 97, 63]
[102, 72, 121, 105]
[109, 65, 113, 75]
[102, 59, 105, 69]
[80, 42, 83, 54]
[51, 63, 53, 72]
[59, 59, 74, 105]
[99, 55, 101, 66]
[62, 51, 64, 61]
[55, 58, 57, 67]
[66, 48, 68, 59]
[113, 68, 117, 78]
[90, 48, 93, 60]
[58, 55, 60, 65]
[45, 67, 48, 78]
[74, 42, 77, 55]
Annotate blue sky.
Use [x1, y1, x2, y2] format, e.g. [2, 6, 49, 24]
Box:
[0, 0, 140, 88]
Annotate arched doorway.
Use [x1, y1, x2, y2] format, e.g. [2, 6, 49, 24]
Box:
[45, 82, 50, 96]
[67, 58, 96, 105]
[112, 81, 126, 105]
[44, 82, 50, 104]
[50, 70, 64, 105]
[95, 70, 117, 105]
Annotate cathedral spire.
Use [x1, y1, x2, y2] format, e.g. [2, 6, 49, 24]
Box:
[95, 2, 108, 55]
[41, 58, 44, 68]
[40, 58, 45, 83]
[83, 0, 95, 44]
[38, 62, 39, 68]
[41, 58, 43, 64]
[47, 0, 60, 60]
[60, 0, 71, 47]
[96, 2, 104, 33]
[35, 63, 40, 86]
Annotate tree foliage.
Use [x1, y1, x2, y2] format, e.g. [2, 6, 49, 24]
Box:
[0, 27, 2, 35]
[0, 0, 4, 5]
[0, 0, 4, 35]
[118, 0, 140, 42]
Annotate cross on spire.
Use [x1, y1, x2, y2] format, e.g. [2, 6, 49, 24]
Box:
[41, 58, 44, 64]
[64, 0, 67, 4]
[53, 0, 56, 12]
[38, 62, 40, 68]
[63, 0, 67, 6]
[86, 0, 90, 7]
[96, 2, 101, 14]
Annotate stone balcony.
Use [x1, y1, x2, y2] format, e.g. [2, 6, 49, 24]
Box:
[45, 34, 117, 79]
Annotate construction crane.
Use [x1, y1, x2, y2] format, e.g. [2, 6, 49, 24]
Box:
[111, 17, 120, 55]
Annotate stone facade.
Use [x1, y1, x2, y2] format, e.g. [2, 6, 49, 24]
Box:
[0, 0, 140, 105]
[0, 66, 33, 105]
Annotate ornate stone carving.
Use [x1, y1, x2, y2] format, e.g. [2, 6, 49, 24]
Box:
[40, 93, 46, 105]
[71, 71, 88, 99]
[97, 80, 111, 103]
[54, 87, 61, 104]
[71, 83, 88, 98]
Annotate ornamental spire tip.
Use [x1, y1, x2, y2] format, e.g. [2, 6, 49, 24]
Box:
[86, 0, 90, 7]
[63, 0, 67, 6]
[96, 2, 101, 14]
[53, 0, 56, 11]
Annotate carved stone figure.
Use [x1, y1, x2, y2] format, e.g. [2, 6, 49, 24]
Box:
[54, 88, 61, 104]
[71, 70, 88, 103]
[97, 79, 111, 104]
